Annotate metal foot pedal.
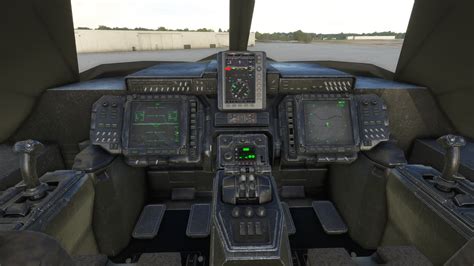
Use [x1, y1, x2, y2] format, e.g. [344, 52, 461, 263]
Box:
[186, 204, 211, 238]
[133, 204, 166, 239]
[281, 202, 296, 235]
[312, 201, 348, 235]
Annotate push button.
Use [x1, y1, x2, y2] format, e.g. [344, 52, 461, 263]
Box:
[232, 207, 240, 218]
[239, 222, 246, 236]
[244, 207, 254, 217]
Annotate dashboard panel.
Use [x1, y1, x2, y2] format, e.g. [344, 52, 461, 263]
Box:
[90, 51, 390, 168]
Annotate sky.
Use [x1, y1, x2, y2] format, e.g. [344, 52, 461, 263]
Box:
[71, 0, 414, 34]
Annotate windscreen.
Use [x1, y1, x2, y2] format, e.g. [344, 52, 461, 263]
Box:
[303, 100, 353, 145]
[129, 101, 181, 148]
[71, 0, 413, 72]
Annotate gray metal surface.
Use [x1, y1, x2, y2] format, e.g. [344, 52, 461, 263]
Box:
[186, 204, 211, 238]
[132, 204, 166, 239]
[281, 202, 296, 235]
[312, 200, 348, 234]
[78, 42, 403, 72]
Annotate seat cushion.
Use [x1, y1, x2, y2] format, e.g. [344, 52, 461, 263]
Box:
[0, 230, 74, 266]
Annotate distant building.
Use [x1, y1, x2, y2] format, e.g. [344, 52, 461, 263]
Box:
[74, 30, 256, 53]
[346, 36, 396, 40]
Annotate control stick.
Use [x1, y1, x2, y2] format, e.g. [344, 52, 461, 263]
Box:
[435, 135, 466, 192]
[13, 140, 48, 200]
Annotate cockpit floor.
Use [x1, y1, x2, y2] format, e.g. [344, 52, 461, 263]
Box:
[289, 207, 374, 265]
[111, 208, 373, 265]
[111, 210, 209, 264]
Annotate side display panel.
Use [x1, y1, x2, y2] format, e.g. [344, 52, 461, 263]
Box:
[279, 94, 390, 164]
[90, 94, 204, 167]
[121, 95, 203, 166]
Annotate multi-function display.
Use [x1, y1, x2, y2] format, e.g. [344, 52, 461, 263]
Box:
[224, 55, 256, 103]
[236, 146, 257, 161]
[129, 101, 181, 149]
[303, 100, 353, 146]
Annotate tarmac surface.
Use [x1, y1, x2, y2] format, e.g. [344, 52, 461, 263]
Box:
[77, 40, 404, 73]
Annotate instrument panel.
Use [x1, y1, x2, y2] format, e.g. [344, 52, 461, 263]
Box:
[218, 51, 266, 110]
[90, 51, 390, 168]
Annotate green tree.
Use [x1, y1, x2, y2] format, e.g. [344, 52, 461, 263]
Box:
[96, 25, 112, 30]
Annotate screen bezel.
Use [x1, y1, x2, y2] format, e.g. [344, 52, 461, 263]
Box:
[294, 95, 360, 154]
[122, 96, 189, 157]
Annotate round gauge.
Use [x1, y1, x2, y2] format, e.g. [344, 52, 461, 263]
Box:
[231, 79, 250, 99]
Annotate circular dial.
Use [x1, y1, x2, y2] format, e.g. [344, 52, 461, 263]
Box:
[231, 79, 250, 99]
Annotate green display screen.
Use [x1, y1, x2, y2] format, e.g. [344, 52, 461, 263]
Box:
[237, 146, 257, 160]
[303, 100, 353, 145]
[129, 101, 181, 148]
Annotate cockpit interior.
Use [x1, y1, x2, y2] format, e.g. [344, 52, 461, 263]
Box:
[0, 0, 473, 265]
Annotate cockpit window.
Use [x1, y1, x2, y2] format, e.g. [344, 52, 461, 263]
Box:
[72, 0, 414, 72]
[251, 0, 414, 71]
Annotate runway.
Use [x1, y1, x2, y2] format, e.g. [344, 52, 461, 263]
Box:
[78, 40, 403, 73]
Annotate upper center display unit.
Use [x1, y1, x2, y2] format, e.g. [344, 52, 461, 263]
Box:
[217, 51, 266, 110]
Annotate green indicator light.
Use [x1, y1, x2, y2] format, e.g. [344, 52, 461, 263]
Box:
[134, 111, 145, 122]
[325, 122, 331, 127]
[242, 147, 250, 152]
[337, 100, 346, 108]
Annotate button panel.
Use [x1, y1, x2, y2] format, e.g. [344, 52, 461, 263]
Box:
[229, 209, 271, 244]
[285, 100, 296, 158]
[280, 78, 354, 94]
[217, 134, 269, 169]
[90, 96, 124, 154]
[357, 94, 390, 150]
[126, 78, 217, 95]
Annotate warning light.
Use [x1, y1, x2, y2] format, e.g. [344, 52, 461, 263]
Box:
[224, 66, 232, 71]
[242, 147, 250, 152]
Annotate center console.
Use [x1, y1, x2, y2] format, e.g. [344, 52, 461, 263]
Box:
[211, 134, 292, 265]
